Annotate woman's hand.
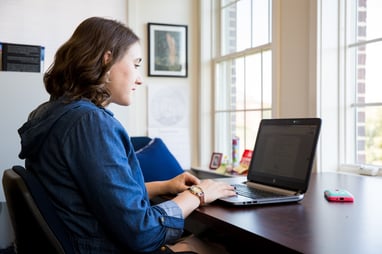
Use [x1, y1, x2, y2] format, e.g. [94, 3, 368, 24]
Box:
[197, 179, 236, 204]
[145, 171, 200, 198]
[166, 172, 201, 195]
[167, 172, 236, 203]
[172, 178, 236, 217]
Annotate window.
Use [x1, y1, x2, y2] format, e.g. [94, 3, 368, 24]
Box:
[344, 0, 382, 167]
[212, 0, 272, 163]
[320, 0, 382, 171]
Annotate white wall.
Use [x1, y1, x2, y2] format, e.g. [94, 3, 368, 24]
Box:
[277, 0, 317, 117]
[0, 73, 48, 200]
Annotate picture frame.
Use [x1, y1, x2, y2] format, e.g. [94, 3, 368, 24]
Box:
[209, 152, 223, 170]
[148, 23, 188, 77]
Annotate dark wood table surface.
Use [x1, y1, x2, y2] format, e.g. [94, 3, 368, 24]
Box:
[180, 172, 382, 254]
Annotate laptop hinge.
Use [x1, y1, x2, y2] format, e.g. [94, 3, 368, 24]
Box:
[246, 181, 297, 196]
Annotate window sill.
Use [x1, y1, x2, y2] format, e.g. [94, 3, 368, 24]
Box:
[339, 164, 382, 177]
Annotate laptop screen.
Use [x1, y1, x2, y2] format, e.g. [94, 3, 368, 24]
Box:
[247, 118, 321, 193]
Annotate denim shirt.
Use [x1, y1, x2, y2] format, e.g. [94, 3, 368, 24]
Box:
[18, 99, 185, 253]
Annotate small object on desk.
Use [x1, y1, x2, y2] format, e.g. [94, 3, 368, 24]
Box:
[233, 149, 252, 175]
[215, 155, 229, 174]
[358, 165, 379, 176]
[232, 136, 240, 167]
[324, 189, 354, 202]
[209, 152, 223, 169]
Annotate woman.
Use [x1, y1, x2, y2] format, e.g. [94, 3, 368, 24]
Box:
[18, 17, 236, 254]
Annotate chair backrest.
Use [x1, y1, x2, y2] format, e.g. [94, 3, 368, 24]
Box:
[2, 165, 76, 254]
[131, 136, 152, 151]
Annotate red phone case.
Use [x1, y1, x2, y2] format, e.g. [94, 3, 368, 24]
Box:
[324, 189, 354, 202]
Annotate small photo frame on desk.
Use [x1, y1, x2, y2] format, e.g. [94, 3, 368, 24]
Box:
[148, 23, 188, 77]
[209, 153, 223, 169]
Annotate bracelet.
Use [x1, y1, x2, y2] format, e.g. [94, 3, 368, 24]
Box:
[188, 185, 205, 206]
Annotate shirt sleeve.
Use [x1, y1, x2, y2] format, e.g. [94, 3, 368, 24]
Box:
[156, 200, 184, 243]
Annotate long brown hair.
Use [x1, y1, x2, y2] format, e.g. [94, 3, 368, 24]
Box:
[44, 17, 140, 107]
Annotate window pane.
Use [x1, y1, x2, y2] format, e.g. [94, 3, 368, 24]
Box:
[244, 111, 262, 151]
[245, 54, 262, 109]
[244, 50, 272, 112]
[363, 0, 382, 41]
[252, 0, 271, 46]
[236, 0, 252, 51]
[363, 42, 382, 103]
[215, 111, 234, 158]
[221, 2, 239, 54]
[221, 0, 271, 55]
[356, 106, 382, 165]
[350, 0, 382, 44]
[221, 0, 252, 54]
[262, 50, 272, 108]
[221, 0, 236, 7]
[235, 58, 245, 110]
[215, 61, 232, 111]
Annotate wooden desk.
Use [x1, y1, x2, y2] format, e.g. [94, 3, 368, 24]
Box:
[183, 172, 382, 254]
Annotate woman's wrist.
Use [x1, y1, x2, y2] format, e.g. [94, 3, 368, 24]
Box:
[187, 185, 205, 206]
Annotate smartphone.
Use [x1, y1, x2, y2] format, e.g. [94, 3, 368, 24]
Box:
[324, 189, 354, 202]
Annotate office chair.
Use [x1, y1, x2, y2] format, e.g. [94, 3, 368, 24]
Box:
[132, 137, 184, 182]
[131, 136, 152, 151]
[2, 165, 76, 254]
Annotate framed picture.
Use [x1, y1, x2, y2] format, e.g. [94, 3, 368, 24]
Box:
[148, 23, 188, 77]
[209, 152, 223, 170]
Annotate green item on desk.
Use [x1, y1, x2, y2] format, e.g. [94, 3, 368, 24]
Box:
[215, 165, 226, 174]
[216, 155, 229, 174]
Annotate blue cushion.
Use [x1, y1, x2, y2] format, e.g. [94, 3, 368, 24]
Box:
[135, 138, 184, 182]
[131, 136, 152, 151]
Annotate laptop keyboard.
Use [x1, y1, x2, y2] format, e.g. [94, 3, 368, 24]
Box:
[233, 184, 286, 199]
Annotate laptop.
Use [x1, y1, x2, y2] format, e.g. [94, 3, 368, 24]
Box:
[218, 117, 321, 206]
